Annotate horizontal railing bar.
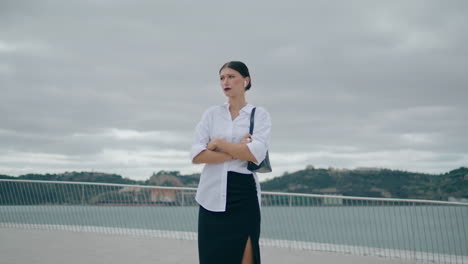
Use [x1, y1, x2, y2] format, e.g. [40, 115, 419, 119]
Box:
[1, 179, 467, 206]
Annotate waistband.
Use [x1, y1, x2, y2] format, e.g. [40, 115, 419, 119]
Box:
[227, 171, 253, 177]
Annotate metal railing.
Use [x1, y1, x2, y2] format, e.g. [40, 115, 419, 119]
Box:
[1, 179, 467, 263]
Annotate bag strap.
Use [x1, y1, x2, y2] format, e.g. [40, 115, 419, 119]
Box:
[249, 107, 256, 135]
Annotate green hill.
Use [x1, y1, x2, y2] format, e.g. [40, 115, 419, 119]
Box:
[260, 167, 468, 200]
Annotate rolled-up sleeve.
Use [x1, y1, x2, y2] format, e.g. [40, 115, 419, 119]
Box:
[190, 109, 211, 162]
[246, 108, 271, 165]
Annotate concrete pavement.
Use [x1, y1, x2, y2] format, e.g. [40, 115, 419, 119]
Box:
[0, 227, 415, 264]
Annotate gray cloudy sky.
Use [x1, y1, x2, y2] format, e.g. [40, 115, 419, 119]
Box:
[1, 0, 467, 181]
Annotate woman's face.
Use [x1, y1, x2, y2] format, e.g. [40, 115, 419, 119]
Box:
[219, 67, 248, 98]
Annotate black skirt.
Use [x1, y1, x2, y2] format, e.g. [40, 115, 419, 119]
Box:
[198, 171, 261, 264]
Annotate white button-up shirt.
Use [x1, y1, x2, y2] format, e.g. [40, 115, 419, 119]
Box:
[191, 103, 272, 212]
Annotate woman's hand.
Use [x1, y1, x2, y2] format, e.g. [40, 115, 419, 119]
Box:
[240, 133, 252, 144]
[207, 138, 221, 151]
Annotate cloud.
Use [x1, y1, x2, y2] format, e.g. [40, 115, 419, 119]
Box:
[0, 40, 17, 53]
[0, 148, 193, 181]
[0, 0, 467, 180]
[0, 63, 15, 75]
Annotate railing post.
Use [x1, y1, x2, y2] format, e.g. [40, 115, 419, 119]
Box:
[81, 184, 85, 205]
[411, 201, 416, 261]
[181, 191, 185, 206]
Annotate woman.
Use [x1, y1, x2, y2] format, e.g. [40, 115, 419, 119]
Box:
[191, 61, 271, 264]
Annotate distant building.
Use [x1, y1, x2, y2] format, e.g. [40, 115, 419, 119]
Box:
[316, 189, 344, 205]
[448, 197, 468, 203]
[118, 186, 142, 202]
[150, 188, 178, 203]
[355, 167, 382, 172]
[328, 167, 350, 172]
[148, 173, 183, 203]
[322, 194, 343, 205]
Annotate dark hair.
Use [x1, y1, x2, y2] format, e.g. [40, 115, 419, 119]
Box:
[219, 61, 252, 91]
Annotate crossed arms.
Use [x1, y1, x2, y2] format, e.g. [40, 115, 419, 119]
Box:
[192, 134, 257, 164]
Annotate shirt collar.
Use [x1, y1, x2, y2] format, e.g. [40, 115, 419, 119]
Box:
[223, 102, 254, 114]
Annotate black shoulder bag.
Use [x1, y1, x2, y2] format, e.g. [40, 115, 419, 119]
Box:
[247, 107, 272, 173]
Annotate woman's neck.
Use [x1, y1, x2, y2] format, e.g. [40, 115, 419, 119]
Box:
[228, 97, 247, 113]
